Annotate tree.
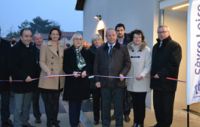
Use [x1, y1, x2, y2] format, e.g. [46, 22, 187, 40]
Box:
[30, 16, 60, 34]
[6, 16, 60, 38]
[18, 20, 31, 30]
[6, 31, 19, 39]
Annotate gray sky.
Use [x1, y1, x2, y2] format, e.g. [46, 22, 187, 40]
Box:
[0, 0, 83, 37]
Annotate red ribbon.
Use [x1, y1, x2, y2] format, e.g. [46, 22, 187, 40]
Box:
[0, 74, 186, 83]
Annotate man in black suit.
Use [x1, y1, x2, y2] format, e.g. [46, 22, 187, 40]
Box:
[0, 37, 13, 127]
[151, 25, 182, 127]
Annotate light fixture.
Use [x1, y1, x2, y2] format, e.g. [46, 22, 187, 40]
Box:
[94, 15, 102, 21]
[172, 3, 189, 10]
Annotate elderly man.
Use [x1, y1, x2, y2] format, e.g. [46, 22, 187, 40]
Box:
[94, 28, 131, 127]
[151, 25, 182, 127]
[32, 33, 43, 124]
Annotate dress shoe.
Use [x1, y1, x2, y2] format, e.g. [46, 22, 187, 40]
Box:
[2, 120, 13, 127]
[132, 123, 144, 127]
[35, 118, 41, 124]
[22, 123, 35, 127]
[94, 120, 99, 125]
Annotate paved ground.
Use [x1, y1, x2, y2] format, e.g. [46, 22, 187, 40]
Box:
[1, 96, 200, 127]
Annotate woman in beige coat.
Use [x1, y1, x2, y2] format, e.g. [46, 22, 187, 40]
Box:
[126, 29, 151, 127]
[38, 28, 65, 127]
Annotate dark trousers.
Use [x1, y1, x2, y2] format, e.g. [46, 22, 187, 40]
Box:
[153, 90, 175, 127]
[130, 92, 147, 124]
[0, 91, 11, 123]
[41, 91, 60, 126]
[123, 88, 131, 116]
[101, 87, 124, 127]
[68, 100, 82, 127]
[91, 88, 101, 122]
[32, 90, 41, 119]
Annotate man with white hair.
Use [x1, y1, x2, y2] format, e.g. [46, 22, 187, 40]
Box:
[94, 28, 131, 127]
[32, 33, 43, 124]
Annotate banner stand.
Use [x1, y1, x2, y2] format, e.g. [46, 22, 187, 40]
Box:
[187, 105, 190, 127]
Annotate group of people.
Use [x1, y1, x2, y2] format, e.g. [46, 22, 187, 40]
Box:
[0, 23, 182, 127]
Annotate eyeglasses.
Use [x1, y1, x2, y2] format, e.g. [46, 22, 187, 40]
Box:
[157, 31, 168, 34]
[74, 38, 83, 40]
[133, 36, 142, 39]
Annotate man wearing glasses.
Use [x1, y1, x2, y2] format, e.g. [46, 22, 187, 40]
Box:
[151, 25, 182, 127]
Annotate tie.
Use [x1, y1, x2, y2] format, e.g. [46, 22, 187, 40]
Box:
[159, 42, 162, 48]
[108, 45, 113, 55]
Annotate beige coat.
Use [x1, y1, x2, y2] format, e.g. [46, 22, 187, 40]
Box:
[126, 43, 151, 92]
[38, 41, 65, 90]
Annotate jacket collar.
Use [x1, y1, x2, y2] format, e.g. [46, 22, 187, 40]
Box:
[47, 41, 63, 57]
[103, 41, 120, 50]
[18, 40, 32, 48]
[156, 36, 172, 47]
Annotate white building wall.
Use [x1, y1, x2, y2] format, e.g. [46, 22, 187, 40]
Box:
[83, 0, 160, 108]
[83, 0, 159, 48]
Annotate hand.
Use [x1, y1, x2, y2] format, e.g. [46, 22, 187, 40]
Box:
[136, 75, 144, 80]
[95, 82, 101, 88]
[25, 76, 32, 82]
[119, 74, 125, 81]
[47, 72, 52, 76]
[9, 76, 12, 83]
[73, 71, 80, 78]
[47, 72, 55, 78]
[81, 71, 87, 78]
[154, 74, 160, 79]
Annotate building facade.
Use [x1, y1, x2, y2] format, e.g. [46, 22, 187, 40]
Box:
[76, 0, 200, 113]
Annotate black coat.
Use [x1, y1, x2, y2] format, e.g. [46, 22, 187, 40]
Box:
[63, 46, 93, 101]
[117, 33, 131, 45]
[89, 45, 97, 89]
[0, 38, 11, 92]
[94, 42, 131, 88]
[11, 40, 40, 93]
[123, 33, 131, 45]
[150, 36, 182, 91]
[32, 43, 41, 89]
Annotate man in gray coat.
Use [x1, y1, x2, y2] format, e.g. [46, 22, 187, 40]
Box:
[94, 28, 131, 127]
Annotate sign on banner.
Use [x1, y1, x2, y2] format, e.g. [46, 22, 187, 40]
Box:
[187, 0, 200, 104]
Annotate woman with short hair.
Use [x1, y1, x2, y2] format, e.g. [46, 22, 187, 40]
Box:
[63, 33, 93, 127]
[126, 29, 151, 127]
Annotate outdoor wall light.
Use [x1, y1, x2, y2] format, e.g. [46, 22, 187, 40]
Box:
[94, 15, 102, 21]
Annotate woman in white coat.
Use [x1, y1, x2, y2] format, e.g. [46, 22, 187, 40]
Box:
[126, 29, 151, 127]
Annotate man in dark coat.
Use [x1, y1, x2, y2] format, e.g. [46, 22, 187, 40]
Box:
[11, 28, 39, 127]
[115, 23, 131, 45]
[94, 28, 131, 127]
[0, 37, 13, 127]
[115, 23, 132, 122]
[89, 34, 103, 125]
[32, 33, 42, 124]
[151, 25, 182, 127]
